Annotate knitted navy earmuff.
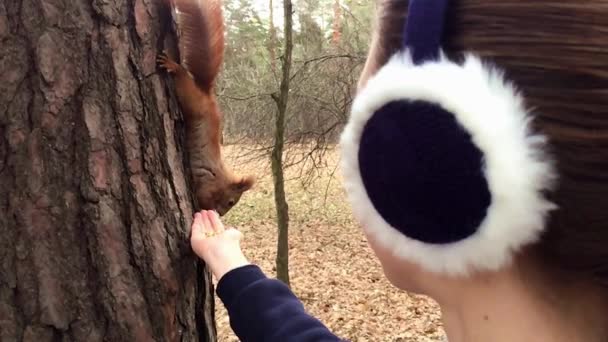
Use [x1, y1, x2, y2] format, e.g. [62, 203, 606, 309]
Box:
[340, 0, 557, 275]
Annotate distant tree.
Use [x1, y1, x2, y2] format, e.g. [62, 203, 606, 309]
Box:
[332, 0, 343, 45]
[268, 0, 279, 72]
[296, 0, 324, 55]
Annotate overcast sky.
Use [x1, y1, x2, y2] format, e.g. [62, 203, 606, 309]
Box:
[251, 0, 285, 27]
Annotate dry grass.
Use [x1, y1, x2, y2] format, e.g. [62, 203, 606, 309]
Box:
[215, 145, 445, 342]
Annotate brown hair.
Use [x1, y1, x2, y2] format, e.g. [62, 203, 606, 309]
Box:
[367, 0, 608, 285]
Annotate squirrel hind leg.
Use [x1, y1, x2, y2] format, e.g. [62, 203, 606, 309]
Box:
[157, 52, 182, 74]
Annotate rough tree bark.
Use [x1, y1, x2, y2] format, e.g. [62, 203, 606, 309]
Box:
[0, 0, 216, 341]
[270, 0, 293, 287]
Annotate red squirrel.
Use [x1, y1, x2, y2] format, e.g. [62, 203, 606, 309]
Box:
[157, 0, 254, 216]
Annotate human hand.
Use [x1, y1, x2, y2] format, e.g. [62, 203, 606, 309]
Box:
[190, 210, 250, 280]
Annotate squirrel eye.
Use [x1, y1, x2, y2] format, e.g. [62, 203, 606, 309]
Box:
[228, 200, 235, 206]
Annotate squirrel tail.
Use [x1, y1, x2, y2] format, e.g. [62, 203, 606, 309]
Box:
[171, 0, 224, 93]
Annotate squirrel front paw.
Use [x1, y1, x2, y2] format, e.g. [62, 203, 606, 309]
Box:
[157, 51, 180, 73]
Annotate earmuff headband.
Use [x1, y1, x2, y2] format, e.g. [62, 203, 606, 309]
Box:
[403, 0, 449, 64]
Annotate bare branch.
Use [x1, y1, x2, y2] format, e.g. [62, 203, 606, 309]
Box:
[221, 93, 273, 101]
[290, 54, 365, 82]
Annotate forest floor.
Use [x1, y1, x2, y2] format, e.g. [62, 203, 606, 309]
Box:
[214, 144, 445, 342]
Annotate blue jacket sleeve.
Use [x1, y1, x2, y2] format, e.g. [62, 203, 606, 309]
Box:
[216, 264, 344, 342]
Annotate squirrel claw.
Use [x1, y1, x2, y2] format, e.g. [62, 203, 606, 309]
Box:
[157, 52, 179, 73]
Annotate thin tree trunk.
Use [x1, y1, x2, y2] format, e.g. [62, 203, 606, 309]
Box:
[271, 0, 294, 287]
[0, 0, 215, 341]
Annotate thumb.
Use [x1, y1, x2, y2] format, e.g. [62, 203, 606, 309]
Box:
[224, 227, 243, 241]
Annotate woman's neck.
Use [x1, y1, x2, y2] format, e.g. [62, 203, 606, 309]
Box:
[435, 266, 605, 342]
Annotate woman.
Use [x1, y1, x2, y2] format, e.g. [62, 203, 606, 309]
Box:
[191, 1, 608, 341]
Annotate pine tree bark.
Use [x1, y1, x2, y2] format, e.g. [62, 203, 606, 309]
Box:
[0, 0, 216, 341]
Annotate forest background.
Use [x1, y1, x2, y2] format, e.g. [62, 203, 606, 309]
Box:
[217, 0, 444, 341]
[0, 0, 443, 340]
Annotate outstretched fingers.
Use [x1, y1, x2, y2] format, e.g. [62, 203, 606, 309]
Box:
[208, 210, 225, 234]
[191, 210, 233, 242]
[191, 210, 217, 239]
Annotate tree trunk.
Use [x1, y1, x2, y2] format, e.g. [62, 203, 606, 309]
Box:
[0, 0, 216, 341]
[271, 0, 293, 287]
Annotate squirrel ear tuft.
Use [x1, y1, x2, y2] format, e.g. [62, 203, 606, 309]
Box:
[233, 176, 255, 192]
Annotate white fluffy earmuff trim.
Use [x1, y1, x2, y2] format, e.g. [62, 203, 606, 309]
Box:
[339, 52, 557, 276]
